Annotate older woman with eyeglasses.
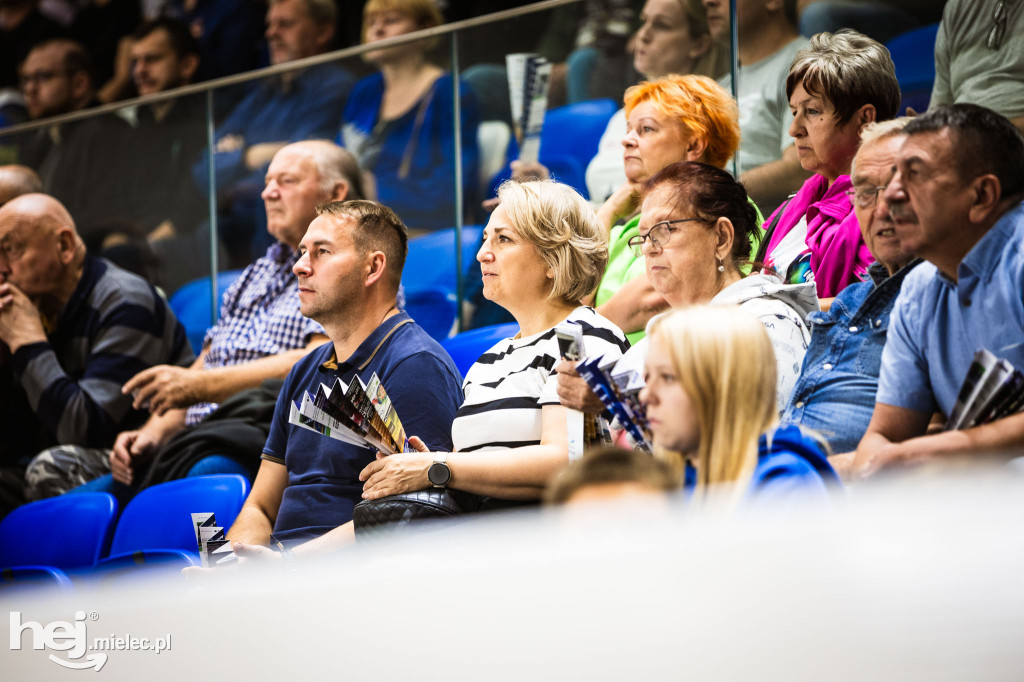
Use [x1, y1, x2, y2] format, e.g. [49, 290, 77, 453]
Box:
[558, 161, 817, 415]
[587, 74, 743, 345]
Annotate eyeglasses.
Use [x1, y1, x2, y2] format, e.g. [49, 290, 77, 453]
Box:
[627, 218, 701, 257]
[19, 70, 69, 88]
[988, 0, 1009, 49]
[845, 186, 887, 209]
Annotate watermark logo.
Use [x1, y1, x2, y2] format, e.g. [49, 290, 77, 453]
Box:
[9, 611, 171, 671]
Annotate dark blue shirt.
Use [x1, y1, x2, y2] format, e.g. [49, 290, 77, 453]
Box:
[781, 260, 921, 453]
[262, 313, 463, 545]
[193, 62, 354, 195]
[339, 72, 480, 232]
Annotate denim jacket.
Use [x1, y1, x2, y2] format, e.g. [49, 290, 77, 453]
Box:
[781, 260, 921, 453]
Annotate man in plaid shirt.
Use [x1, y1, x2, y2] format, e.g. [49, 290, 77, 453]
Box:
[26, 141, 365, 497]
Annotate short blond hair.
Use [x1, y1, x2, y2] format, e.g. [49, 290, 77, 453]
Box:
[496, 179, 607, 304]
[648, 305, 777, 494]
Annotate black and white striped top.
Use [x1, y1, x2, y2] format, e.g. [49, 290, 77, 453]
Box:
[452, 307, 630, 453]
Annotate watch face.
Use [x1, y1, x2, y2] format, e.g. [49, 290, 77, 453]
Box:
[428, 462, 451, 486]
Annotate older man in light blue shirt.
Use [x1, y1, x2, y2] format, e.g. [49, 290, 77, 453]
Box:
[854, 104, 1024, 477]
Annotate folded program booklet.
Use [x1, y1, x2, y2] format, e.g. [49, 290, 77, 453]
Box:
[289, 372, 410, 453]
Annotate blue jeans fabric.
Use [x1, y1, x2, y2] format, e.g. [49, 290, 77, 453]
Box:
[781, 261, 919, 453]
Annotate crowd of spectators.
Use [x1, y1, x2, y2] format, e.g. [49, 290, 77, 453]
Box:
[1, 0, 1024, 579]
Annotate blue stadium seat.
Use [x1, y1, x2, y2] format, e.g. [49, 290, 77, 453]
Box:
[0, 493, 118, 570]
[105, 475, 250, 561]
[489, 98, 618, 199]
[540, 98, 618, 165]
[168, 269, 245, 354]
[0, 565, 74, 592]
[886, 23, 940, 114]
[441, 322, 520, 377]
[402, 226, 484, 293]
[404, 287, 458, 341]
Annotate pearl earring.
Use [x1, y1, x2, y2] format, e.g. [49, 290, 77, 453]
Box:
[717, 258, 725, 273]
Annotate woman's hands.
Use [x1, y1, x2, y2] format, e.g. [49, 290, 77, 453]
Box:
[554, 360, 605, 414]
[596, 181, 641, 232]
[359, 436, 438, 500]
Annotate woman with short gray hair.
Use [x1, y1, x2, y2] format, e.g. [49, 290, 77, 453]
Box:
[759, 29, 901, 304]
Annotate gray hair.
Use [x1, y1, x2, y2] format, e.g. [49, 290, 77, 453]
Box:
[289, 140, 366, 201]
[269, 0, 337, 26]
[787, 30, 901, 125]
[851, 117, 912, 176]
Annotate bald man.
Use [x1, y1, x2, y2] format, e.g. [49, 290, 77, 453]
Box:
[0, 194, 193, 513]
[0, 165, 42, 206]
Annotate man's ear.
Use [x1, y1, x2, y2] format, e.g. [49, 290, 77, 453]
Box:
[330, 179, 349, 202]
[314, 25, 335, 53]
[968, 174, 1002, 223]
[364, 251, 387, 287]
[56, 227, 77, 265]
[69, 70, 91, 104]
[180, 54, 200, 84]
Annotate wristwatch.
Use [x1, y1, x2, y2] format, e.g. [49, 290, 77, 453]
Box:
[427, 453, 451, 488]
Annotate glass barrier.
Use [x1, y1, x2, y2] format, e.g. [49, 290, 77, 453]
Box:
[0, 0, 764, 339]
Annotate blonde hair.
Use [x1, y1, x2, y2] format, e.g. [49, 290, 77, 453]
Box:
[647, 305, 777, 494]
[623, 74, 740, 169]
[496, 179, 608, 304]
[362, 0, 443, 40]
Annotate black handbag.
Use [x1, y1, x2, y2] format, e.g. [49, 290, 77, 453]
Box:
[352, 489, 482, 540]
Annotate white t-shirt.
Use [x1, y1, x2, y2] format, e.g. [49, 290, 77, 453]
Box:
[585, 108, 627, 205]
[720, 37, 810, 176]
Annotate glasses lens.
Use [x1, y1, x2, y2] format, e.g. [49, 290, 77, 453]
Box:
[649, 223, 669, 250]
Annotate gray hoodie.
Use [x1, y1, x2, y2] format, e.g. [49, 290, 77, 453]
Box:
[710, 274, 819, 411]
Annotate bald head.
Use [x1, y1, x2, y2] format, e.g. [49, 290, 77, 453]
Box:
[0, 166, 43, 207]
[0, 193, 78, 235]
[0, 193, 85, 300]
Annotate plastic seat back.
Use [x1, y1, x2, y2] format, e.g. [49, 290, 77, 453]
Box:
[402, 226, 485, 293]
[168, 269, 245, 354]
[540, 98, 617, 164]
[0, 565, 74, 591]
[109, 475, 250, 556]
[404, 287, 458, 341]
[441, 322, 520, 377]
[487, 98, 618, 200]
[887, 23, 940, 114]
[0, 493, 118, 569]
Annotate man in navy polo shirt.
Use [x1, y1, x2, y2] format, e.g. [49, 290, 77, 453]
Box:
[225, 200, 463, 548]
[854, 104, 1024, 477]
